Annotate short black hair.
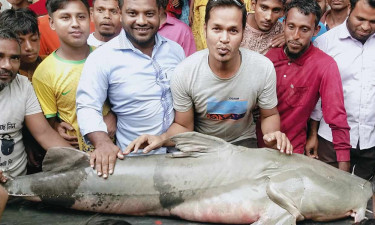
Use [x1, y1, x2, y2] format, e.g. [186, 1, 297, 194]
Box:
[0, 28, 21, 46]
[350, 0, 375, 11]
[0, 8, 39, 37]
[285, 0, 322, 27]
[92, 0, 123, 9]
[205, 0, 247, 29]
[46, 0, 90, 16]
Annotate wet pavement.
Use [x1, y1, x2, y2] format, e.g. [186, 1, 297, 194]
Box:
[0, 199, 372, 225]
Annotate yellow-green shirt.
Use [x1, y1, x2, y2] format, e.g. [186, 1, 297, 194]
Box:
[32, 48, 109, 152]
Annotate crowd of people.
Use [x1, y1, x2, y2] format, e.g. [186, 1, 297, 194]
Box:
[0, 0, 374, 220]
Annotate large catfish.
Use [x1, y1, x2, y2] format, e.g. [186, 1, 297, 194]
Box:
[2, 132, 372, 224]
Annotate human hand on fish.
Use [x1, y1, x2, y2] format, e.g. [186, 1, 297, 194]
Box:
[90, 140, 123, 179]
[54, 121, 79, 148]
[124, 134, 165, 154]
[0, 170, 7, 183]
[263, 131, 293, 154]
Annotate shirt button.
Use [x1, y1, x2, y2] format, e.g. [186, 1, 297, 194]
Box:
[283, 75, 287, 78]
[161, 98, 165, 101]
[288, 62, 291, 65]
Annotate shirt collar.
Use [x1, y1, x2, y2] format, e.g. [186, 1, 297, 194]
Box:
[338, 21, 352, 40]
[114, 29, 167, 50]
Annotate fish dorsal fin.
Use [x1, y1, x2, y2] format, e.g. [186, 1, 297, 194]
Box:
[170, 132, 232, 158]
[43, 147, 90, 172]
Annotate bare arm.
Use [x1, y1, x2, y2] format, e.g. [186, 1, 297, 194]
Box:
[25, 112, 71, 150]
[124, 108, 194, 154]
[260, 107, 293, 154]
[305, 119, 319, 159]
[188, 0, 195, 26]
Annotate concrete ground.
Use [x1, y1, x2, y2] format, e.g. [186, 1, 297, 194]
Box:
[0, 199, 373, 225]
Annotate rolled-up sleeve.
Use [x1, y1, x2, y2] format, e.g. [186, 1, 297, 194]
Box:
[76, 52, 109, 136]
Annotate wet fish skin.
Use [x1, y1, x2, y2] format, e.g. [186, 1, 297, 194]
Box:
[2, 132, 372, 224]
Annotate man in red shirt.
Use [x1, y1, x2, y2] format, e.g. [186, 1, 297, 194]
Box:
[264, 0, 351, 171]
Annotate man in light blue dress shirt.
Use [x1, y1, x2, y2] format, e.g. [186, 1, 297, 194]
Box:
[76, 0, 185, 179]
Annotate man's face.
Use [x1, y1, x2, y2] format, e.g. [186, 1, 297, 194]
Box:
[121, 0, 160, 50]
[252, 0, 284, 32]
[19, 33, 40, 64]
[327, 0, 350, 11]
[91, 0, 122, 39]
[0, 39, 20, 91]
[347, 0, 375, 43]
[205, 6, 243, 65]
[49, 1, 90, 48]
[284, 7, 319, 59]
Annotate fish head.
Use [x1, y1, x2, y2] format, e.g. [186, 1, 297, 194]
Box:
[300, 172, 373, 222]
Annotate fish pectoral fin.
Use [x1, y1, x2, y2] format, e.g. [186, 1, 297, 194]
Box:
[253, 202, 297, 225]
[170, 132, 232, 154]
[43, 147, 90, 172]
[266, 175, 305, 221]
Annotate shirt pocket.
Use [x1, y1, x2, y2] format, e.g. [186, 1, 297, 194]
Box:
[286, 85, 309, 107]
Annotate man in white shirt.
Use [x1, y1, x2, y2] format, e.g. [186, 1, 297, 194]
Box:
[307, 0, 375, 216]
[87, 0, 122, 47]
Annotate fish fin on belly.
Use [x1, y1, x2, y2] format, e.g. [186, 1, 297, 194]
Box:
[170, 132, 232, 156]
[42, 147, 90, 172]
[252, 202, 297, 225]
[266, 175, 305, 221]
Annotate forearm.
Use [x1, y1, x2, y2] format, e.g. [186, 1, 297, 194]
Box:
[47, 117, 59, 131]
[260, 113, 281, 135]
[25, 113, 71, 150]
[307, 119, 319, 138]
[86, 131, 114, 148]
[35, 125, 71, 149]
[190, 0, 194, 9]
[161, 122, 194, 146]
